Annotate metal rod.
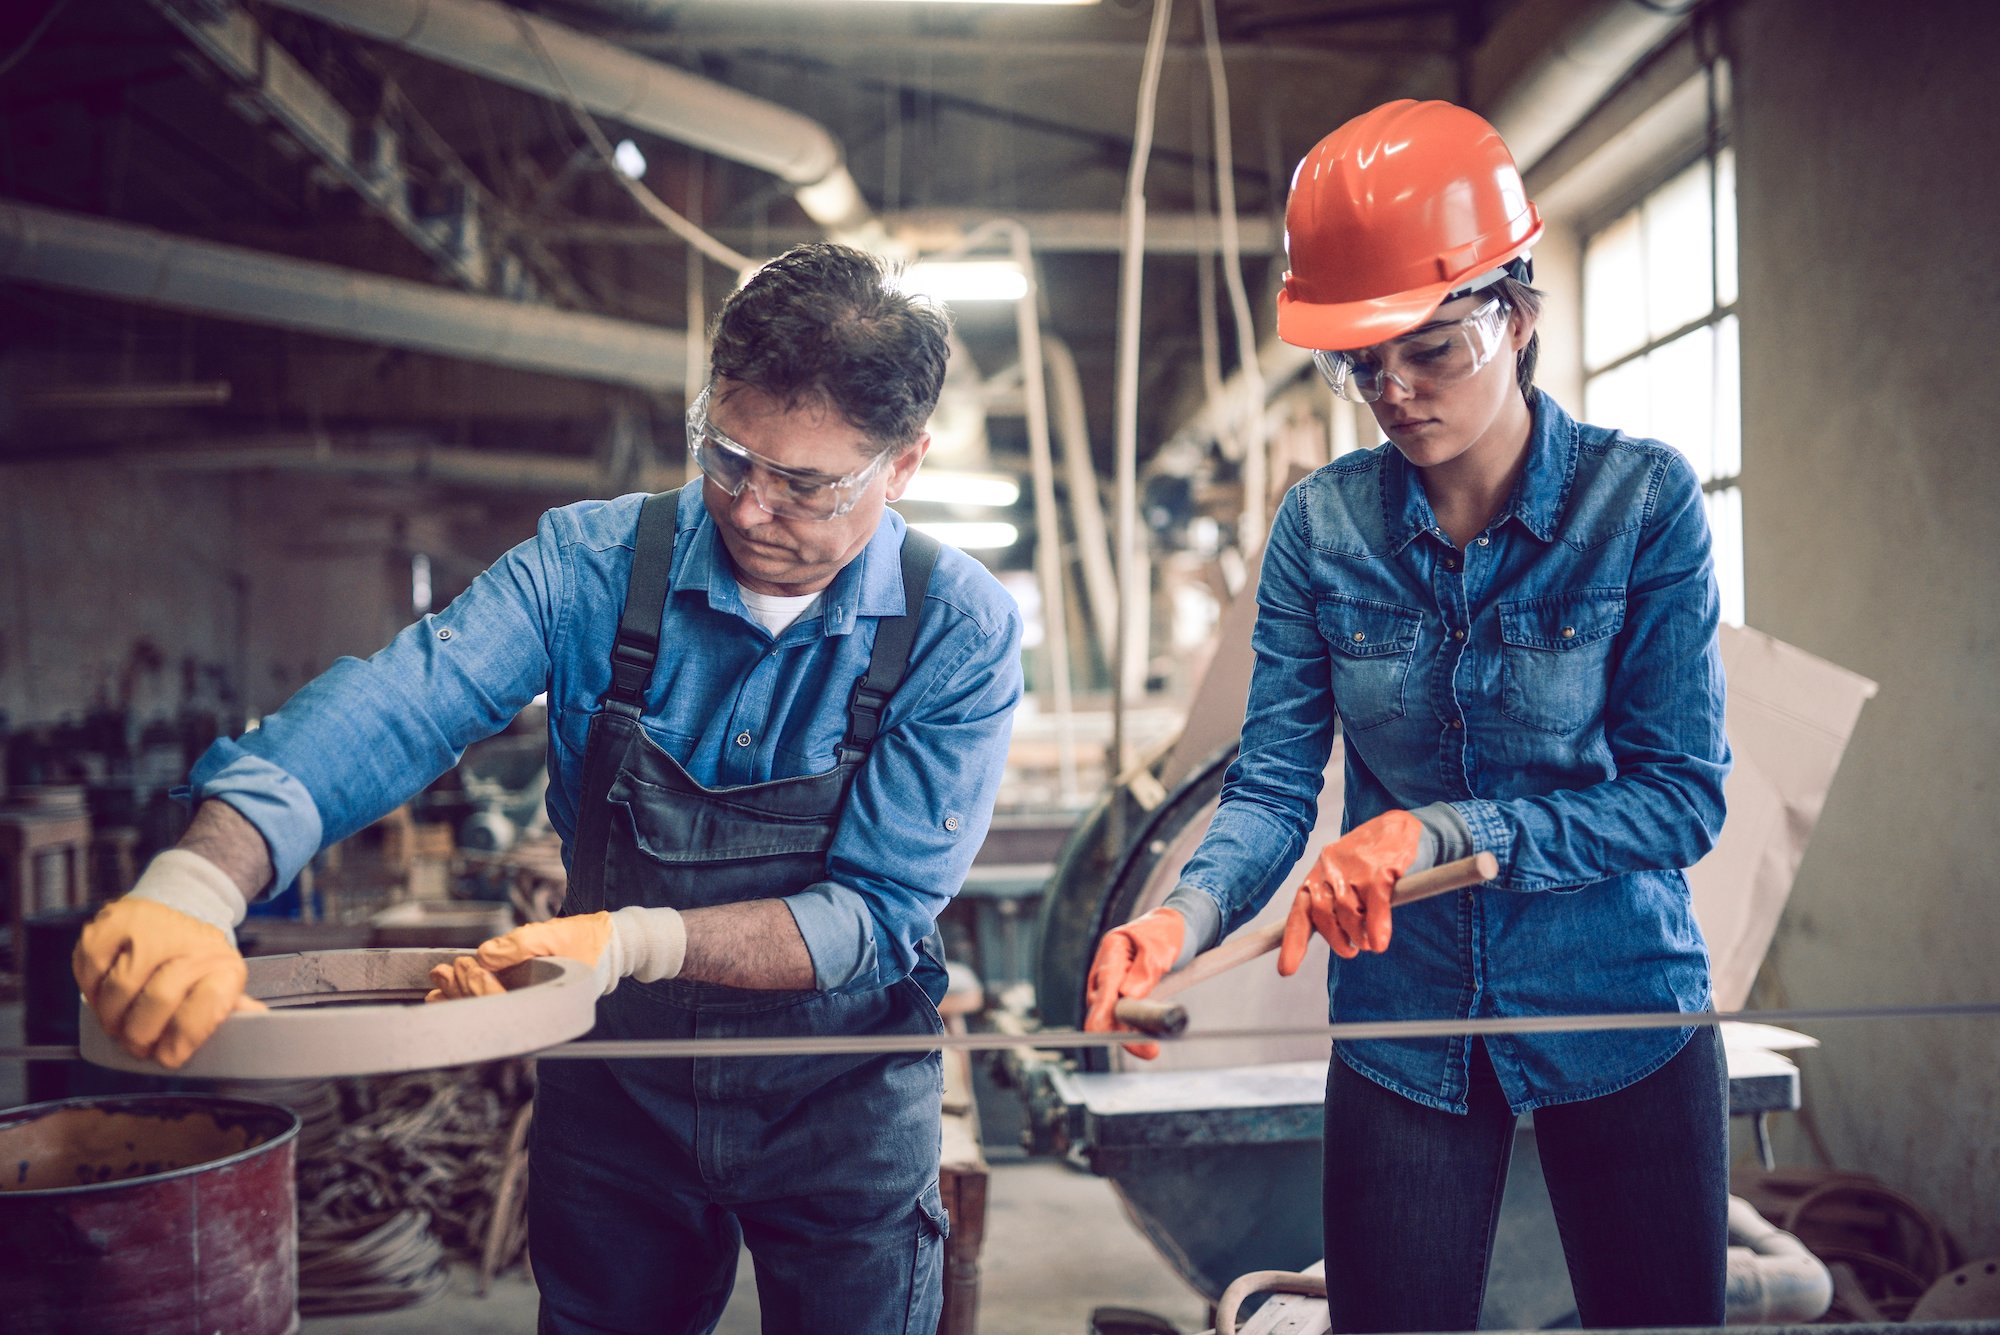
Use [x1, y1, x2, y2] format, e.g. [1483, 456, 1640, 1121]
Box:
[10, 1001, 1996, 1066]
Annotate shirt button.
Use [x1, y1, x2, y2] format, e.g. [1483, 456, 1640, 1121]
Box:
[1561, 626, 1577, 639]
[1449, 719, 1464, 730]
[1351, 631, 1366, 643]
[1452, 629, 1466, 641]
[1443, 557, 1458, 570]
[734, 731, 752, 747]
[944, 816, 961, 832]
[436, 628, 452, 640]
[1476, 536, 1490, 546]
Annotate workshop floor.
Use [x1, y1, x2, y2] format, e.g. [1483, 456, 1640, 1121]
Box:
[1, 999, 1210, 1335]
[297, 1157, 1211, 1335]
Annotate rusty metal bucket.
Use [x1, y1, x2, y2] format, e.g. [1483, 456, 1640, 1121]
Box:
[0, 1093, 302, 1335]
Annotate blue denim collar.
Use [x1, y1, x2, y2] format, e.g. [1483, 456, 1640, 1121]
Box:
[1378, 389, 1579, 550]
[668, 484, 911, 637]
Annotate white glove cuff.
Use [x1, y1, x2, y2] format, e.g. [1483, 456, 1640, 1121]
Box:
[603, 906, 687, 995]
[126, 849, 250, 945]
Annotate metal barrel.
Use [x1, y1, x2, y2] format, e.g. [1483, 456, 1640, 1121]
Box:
[0, 1093, 303, 1335]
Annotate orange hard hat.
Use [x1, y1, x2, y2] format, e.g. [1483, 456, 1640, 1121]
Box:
[1276, 99, 1543, 352]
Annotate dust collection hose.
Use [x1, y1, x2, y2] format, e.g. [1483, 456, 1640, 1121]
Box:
[1208, 1268, 1328, 1335]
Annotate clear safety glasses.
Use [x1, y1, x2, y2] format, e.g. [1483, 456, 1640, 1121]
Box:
[685, 383, 891, 523]
[1311, 297, 1511, 404]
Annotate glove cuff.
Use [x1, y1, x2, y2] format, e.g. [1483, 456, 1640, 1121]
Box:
[603, 906, 687, 995]
[1408, 802, 1473, 872]
[1158, 886, 1221, 968]
[127, 849, 249, 945]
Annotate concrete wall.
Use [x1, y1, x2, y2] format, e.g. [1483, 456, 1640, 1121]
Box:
[1725, 0, 2000, 1255]
[0, 464, 245, 732]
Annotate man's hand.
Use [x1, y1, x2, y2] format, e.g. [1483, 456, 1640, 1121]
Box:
[426, 913, 617, 1001]
[73, 897, 266, 1069]
[1082, 907, 1185, 1061]
[1277, 809, 1422, 973]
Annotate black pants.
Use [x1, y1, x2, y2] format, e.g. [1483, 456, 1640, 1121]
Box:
[1323, 1027, 1728, 1331]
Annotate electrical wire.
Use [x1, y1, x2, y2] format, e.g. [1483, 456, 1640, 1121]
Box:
[504, 7, 753, 274]
[1200, 0, 1270, 551]
[0, 0, 74, 82]
[1110, 0, 1177, 804]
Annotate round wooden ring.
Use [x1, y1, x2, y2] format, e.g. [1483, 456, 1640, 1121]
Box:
[79, 948, 598, 1079]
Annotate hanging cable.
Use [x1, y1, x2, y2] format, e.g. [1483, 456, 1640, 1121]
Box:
[1110, 0, 1176, 802]
[506, 8, 753, 274]
[1200, 0, 1270, 552]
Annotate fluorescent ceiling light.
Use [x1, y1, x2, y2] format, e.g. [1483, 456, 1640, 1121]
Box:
[900, 471, 1022, 508]
[908, 520, 1020, 551]
[813, 1, 1094, 5]
[900, 260, 1030, 303]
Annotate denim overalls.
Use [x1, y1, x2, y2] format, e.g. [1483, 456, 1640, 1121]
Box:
[529, 491, 951, 1335]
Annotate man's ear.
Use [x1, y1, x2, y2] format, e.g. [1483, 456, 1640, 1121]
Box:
[884, 434, 930, 502]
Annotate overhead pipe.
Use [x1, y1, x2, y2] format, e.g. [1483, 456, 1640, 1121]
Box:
[260, 0, 872, 233]
[1481, 0, 1684, 176]
[111, 434, 671, 493]
[0, 200, 688, 392]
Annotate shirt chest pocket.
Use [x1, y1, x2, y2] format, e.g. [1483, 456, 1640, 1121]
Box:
[1497, 589, 1626, 735]
[1317, 595, 1423, 732]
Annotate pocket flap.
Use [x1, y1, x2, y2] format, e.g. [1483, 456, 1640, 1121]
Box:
[609, 773, 835, 865]
[1319, 595, 1423, 658]
[1499, 589, 1625, 651]
[919, 1181, 952, 1240]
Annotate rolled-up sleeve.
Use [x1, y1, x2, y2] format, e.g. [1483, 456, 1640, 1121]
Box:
[799, 596, 1023, 990]
[1453, 452, 1731, 890]
[186, 509, 571, 895]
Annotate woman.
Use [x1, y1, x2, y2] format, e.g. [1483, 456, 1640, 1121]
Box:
[1084, 100, 1731, 1330]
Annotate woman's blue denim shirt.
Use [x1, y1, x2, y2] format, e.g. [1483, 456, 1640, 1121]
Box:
[183, 487, 1025, 992]
[1177, 392, 1730, 1113]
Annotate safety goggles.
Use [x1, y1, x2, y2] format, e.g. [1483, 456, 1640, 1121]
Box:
[1311, 297, 1511, 404]
[685, 383, 892, 522]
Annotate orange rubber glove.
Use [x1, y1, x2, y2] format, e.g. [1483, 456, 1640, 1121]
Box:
[73, 898, 267, 1069]
[1277, 809, 1422, 974]
[1082, 907, 1185, 1061]
[425, 912, 617, 1002]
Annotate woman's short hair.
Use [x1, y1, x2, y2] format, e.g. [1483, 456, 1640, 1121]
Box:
[708, 243, 953, 453]
[1494, 275, 1545, 397]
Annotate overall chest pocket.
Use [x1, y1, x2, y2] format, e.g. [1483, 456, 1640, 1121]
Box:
[1317, 595, 1423, 732]
[1498, 589, 1625, 735]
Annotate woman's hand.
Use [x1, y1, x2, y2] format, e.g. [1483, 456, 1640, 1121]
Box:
[1278, 810, 1422, 971]
[1083, 907, 1186, 1060]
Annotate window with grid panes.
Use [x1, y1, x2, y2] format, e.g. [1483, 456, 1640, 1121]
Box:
[1582, 146, 1743, 626]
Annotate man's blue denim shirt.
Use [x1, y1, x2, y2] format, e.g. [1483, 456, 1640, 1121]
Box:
[185, 487, 1025, 992]
[1177, 392, 1730, 1113]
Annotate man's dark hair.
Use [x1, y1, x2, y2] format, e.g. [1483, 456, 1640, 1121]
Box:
[1494, 275, 1544, 397]
[708, 243, 952, 454]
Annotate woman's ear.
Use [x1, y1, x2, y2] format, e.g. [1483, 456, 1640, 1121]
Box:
[1509, 302, 1539, 352]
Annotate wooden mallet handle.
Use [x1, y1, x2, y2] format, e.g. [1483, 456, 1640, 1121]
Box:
[1111, 850, 1498, 1038]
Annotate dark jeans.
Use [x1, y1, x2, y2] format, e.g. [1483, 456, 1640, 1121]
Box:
[1323, 1027, 1727, 1332]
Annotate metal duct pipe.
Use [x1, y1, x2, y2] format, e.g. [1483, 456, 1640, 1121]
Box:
[118, 435, 674, 493]
[1724, 1196, 1834, 1322]
[0, 199, 688, 392]
[1484, 1, 1684, 175]
[261, 0, 871, 232]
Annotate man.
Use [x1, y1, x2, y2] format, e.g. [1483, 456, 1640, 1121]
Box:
[75, 242, 1026, 1333]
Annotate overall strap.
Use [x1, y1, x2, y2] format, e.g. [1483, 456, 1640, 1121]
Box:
[605, 489, 682, 717]
[842, 530, 942, 757]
